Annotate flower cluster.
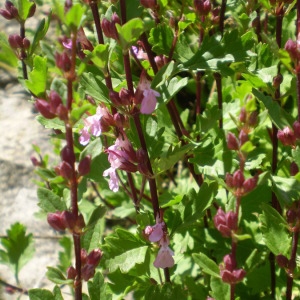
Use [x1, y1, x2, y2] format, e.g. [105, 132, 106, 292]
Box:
[67, 248, 103, 281]
[0, 0, 36, 22]
[277, 121, 300, 147]
[101, 12, 121, 41]
[220, 254, 246, 285]
[144, 217, 174, 269]
[213, 208, 238, 238]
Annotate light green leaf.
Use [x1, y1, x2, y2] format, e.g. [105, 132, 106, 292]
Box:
[29, 288, 55, 300]
[25, 56, 47, 97]
[106, 246, 149, 273]
[210, 277, 230, 300]
[37, 187, 67, 213]
[259, 203, 291, 256]
[85, 44, 109, 71]
[88, 272, 112, 300]
[46, 267, 73, 285]
[192, 253, 220, 278]
[36, 115, 66, 131]
[65, 4, 85, 29]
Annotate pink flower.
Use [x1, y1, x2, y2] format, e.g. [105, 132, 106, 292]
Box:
[79, 106, 106, 146]
[213, 208, 237, 238]
[140, 88, 160, 114]
[153, 237, 174, 269]
[103, 167, 119, 192]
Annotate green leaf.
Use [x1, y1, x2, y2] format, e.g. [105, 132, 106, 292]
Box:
[159, 77, 189, 104]
[106, 246, 149, 273]
[13, 0, 35, 21]
[37, 187, 67, 213]
[192, 253, 221, 278]
[58, 237, 73, 272]
[29, 288, 55, 300]
[65, 4, 85, 29]
[25, 56, 47, 97]
[0, 223, 35, 279]
[88, 272, 112, 300]
[117, 18, 144, 50]
[253, 88, 294, 129]
[29, 14, 51, 56]
[79, 138, 103, 160]
[148, 24, 174, 56]
[0, 33, 18, 69]
[53, 286, 64, 300]
[210, 277, 230, 300]
[85, 44, 109, 71]
[46, 266, 73, 285]
[36, 115, 66, 131]
[80, 73, 110, 104]
[259, 203, 291, 256]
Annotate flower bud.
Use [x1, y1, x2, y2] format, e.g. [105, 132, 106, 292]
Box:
[232, 170, 245, 188]
[59, 161, 74, 180]
[0, 9, 13, 20]
[273, 74, 283, 88]
[60, 146, 76, 166]
[9, 6, 19, 19]
[109, 90, 122, 106]
[293, 121, 300, 139]
[27, 3, 36, 18]
[286, 208, 297, 224]
[86, 249, 103, 266]
[248, 111, 258, 127]
[81, 264, 96, 281]
[8, 34, 23, 49]
[35, 99, 56, 119]
[277, 127, 296, 146]
[56, 52, 71, 72]
[239, 129, 248, 146]
[119, 88, 131, 105]
[101, 18, 113, 38]
[239, 107, 247, 123]
[243, 176, 258, 193]
[114, 113, 129, 128]
[276, 254, 289, 269]
[78, 155, 91, 176]
[75, 214, 85, 232]
[285, 39, 298, 61]
[140, 0, 157, 9]
[226, 132, 239, 150]
[61, 210, 77, 230]
[225, 173, 234, 188]
[49, 90, 63, 113]
[22, 38, 30, 49]
[137, 148, 151, 177]
[56, 104, 69, 121]
[67, 266, 77, 279]
[47, 211, 67, 231]
[194, 0, 211, 16]
[223, 254, 236, 271]
[30, 155, 41, 167]
[290, 162, 299, 176]
[81, 249, 88, 264]
[213, 208, 238, 238]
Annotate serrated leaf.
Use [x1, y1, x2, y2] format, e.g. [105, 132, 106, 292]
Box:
[149, 24, 173, 56]
[29, 288, 55, 300]
[192, 253, 220, 278]
[46, 267, 73, 285]
[52, 286, 63, 300]
[106, 246, 149, 273]
[159, 77, 189, 104]
[80, 138, 103, 160]
[259, 203, 291, 256]
[85, 44, 109, 71]
[0, 223, 35, 278]
[80, 73, 110, 104]
[25, 56, 47, 97]
[210, 277, 230, 300]
[37, 187, 67, 212]
[88, 272, 112, 300]
[36, 115, 66, 131]
[117, 18, 144, 50]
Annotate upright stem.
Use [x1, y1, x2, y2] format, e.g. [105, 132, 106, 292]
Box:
[219, 0, 227, 36]
[214, 72, 223, 129]
[19, 22, 28, 80]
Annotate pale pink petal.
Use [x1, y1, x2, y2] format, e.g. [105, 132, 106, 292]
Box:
[140, 90, 158, 114]
[103, 167, 119, 192]
[79, 128, 90, 146]
[149, 223, 164, 242]
[153, 246, 175, 269]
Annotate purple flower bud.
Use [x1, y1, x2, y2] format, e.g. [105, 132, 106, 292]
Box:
[137, 148, 151, 177]
[220, 268, 246, 284]
[61, 210, 77, 230]
[194, 0, 211, 16]
[59, 161, 74, 180]
[81, 249, 88, 265]
[225, 173, 234, 188]
[56, 52, 72, 72]
[109, 90, 122, 106]
[277, 127, 296, 146]
[30, 155, 41, 167]
[239, 107, 247, 123]
[35, 99, 56, 119]
[9, 5, 19, 19]
[223, 254, 236, 271]
[49, 90, 62, 113]
[213, 208, 237, 238]
[60, 146, 75, 166]
[273, 74, 283, 88]
[140, 0, 157, 9]
[239, 129, 248, 146]
[232, 170, 245, 188]
[8, 34, 23, 49]
[56, 104, 68, 121]
[248, 111, 258, 127]
[276, 254, 289, 268]
[47, 211, 67, 231]
[67, 266, 77, 279]
[293, 121, 300, 139]
[226, 132, 239, 150]
[243, 176, 258, 193]
[5, 1, 14, 11]
[22, 38, 30, 49]
[101, 18, 113, 38]
[27, 3, 36, 18]
[86, 249, 103, 266]
[75, 214, 85, 232]
[81, 263, 96, 281]
[114, 113, 129, 128]
[285, 39, 298, 61]
[78, 155, 91, 176]
[119, 88, 131, 105]
[0, 9, 13, 20]
[290, 162, 299, 176]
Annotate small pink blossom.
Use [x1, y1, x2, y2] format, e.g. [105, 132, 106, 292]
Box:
[103, 167, 119, 192]
[140, 88, 160, 114]
[148, 222, 164, 242]
[153, 237, 174, 269]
